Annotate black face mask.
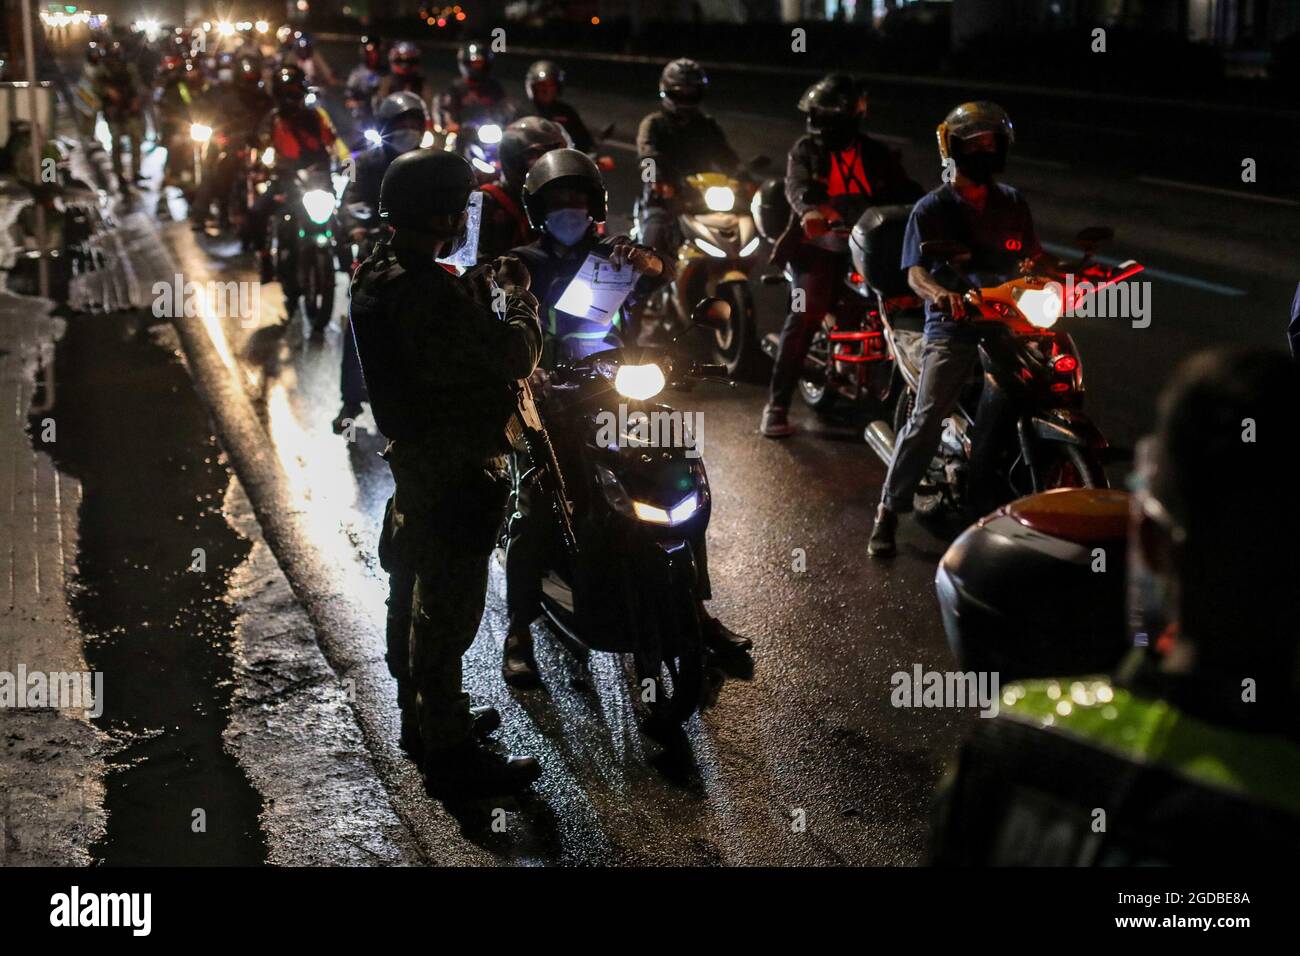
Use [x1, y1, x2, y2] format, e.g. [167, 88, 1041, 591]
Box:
[955, 152, 1003, 185]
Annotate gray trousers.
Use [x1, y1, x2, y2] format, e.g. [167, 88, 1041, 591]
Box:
[881, 337, 980, 513]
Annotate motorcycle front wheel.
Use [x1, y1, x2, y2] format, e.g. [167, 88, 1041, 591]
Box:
[631, 579, 704, 727]
[1030, 442, 1108, 492]
[712, 279, 763, 380]
[302, 246, 336, 334]
[797, 319, 838, 413]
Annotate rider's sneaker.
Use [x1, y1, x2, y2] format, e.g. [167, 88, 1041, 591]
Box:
[423, 739, 541, 800]
[760, 404, 795, 438]
[867, 504, 898, 558]
[502, 629, 541, 689]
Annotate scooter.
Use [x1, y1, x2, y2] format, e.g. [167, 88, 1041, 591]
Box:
[635, 159, 770, 376]
[522, 298, 734, 727]
[860, 218, 1143, 515]
[271, 166, 342, 334]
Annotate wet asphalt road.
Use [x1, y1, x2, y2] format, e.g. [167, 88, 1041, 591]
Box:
[88, 46, 1299, 864]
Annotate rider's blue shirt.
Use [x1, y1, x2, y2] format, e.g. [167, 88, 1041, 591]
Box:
[902, 182, 1041, 342]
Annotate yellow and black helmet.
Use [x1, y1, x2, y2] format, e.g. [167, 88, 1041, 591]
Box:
[935, 101, 1014, 168]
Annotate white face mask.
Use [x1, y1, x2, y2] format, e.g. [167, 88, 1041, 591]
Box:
[387, 129, 423, 154]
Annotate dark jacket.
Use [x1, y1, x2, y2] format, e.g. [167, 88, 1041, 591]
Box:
[636, 108, 739, 200]
[512, 230, 669, 364]
[349, 238, 542, 454]
[516, 99, 594, 153]
[340, 144, 390, 232]
[784, 131, 921, 218]
[435, 77, 511, 129]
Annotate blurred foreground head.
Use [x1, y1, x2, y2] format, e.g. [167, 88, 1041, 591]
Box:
[1133, 347, 1300, 695]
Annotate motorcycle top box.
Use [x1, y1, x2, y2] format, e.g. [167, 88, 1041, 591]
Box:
[935, 487, 1132, 682]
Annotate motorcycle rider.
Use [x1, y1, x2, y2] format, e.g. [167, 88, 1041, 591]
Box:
[346, 34, 386, 105]
[279, 30, 336, 88]
[189, 58, 272, 230]
[377, 40, 425, 104]
[635, 58, 742, 259]
[501, 149, 749, 686]
[867, 102, 1045, 558]
[516, 60, 594, 154]
[761, 74, 921, 437]
[349, 149, 544, 798]
[434, 40, 512, 135]
[247, 65, 349, 283]
[343, 35, 386, 145]
[332, 91, 431, 434]
[930, 347, 1300, 864]
[94, 40, 146, 192]
[478, 116, 571, 261]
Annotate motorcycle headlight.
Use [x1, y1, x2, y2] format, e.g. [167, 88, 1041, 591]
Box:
[614, 363, 666, 401]
[1014, 283, 1064, 329]
[420, 130, 435, 148]
[363, 128, 381, 147]
[634, 493, 700, 527]
[302, 189, 335, 225]
[739, 236, 761, 257]
[693, 237, 726, 258]
[478, 123, 502, 145]
[471, 156, 496, 174]
[190, 123, 212, 143]
[261, 147, 275, 167]
[597, 467, 700, 526]
[703, 185, 735, 212]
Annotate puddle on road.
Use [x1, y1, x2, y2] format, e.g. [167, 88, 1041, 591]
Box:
[32, 309, 267, 865]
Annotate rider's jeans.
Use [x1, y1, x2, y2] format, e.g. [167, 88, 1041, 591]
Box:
[881, 336, 980, 513]
[768, 245, 840, 408]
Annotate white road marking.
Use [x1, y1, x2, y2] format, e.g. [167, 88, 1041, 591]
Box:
[1137, 176, 1300, 207]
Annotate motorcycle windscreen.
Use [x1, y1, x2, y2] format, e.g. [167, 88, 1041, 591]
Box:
[436, 190, 483, 270]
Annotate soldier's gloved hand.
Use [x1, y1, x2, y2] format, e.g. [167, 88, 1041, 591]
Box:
[492, 254, 531, 291]
[526, 366, 550, 398]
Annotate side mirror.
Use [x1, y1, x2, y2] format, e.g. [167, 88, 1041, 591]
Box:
[1074, 226, 1113, 253]
[690, 296, 731, 331]
[921, 239, 972, 264]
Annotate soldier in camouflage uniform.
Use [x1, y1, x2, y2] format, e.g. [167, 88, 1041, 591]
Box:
[349, 148, 543, 798]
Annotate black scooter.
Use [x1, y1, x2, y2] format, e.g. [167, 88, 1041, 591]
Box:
[520, 298, 734, 728]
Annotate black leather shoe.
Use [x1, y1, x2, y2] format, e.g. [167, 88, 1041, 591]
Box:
[502, 630, 541, 689]
[702, 614, 752, 656]
[470, 705, 501, 737]
[423, 739, 541, 800]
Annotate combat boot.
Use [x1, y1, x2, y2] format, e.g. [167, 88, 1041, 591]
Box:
[502, 627, 541, 689]
[867, 504, 898, 558]
[423, 738, 541, 800]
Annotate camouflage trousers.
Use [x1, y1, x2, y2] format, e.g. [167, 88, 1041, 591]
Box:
[380, 440, 509, 750]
